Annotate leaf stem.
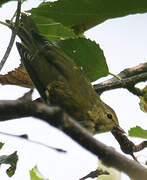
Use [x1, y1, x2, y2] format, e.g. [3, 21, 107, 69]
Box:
[109, 72, 121, 80]
[0, 20, 10, 27]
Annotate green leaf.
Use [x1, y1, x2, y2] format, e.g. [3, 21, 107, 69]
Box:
[98, 160, 121, 180]
[139, 98, 147, 113]
[32, 15, 77, 42]
[29, 0, 147, 34]
[30, 166, 49, 180]
[0, 142, 4, 149]
[56, 38, 109, 82]
[0, 151, 18, 177]
[129, 126, 147, 139]
[139, 85, 147, 112]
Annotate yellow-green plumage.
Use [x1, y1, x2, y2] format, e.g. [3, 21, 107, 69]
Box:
[16, 14, 119, 134]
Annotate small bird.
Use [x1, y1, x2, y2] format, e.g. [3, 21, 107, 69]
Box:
[16, 29, 120, 134]
[16, 14, 147, 161]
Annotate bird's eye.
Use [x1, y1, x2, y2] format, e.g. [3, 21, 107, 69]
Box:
[107, 113, 113, 119]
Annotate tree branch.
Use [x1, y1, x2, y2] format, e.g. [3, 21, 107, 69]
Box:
[0, 97, 147, 179]
[94, 63, 147, 96]
[0, 0, 21, 71]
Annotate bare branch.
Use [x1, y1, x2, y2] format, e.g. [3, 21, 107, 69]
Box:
[0, 131, 66, 153]
[94, 63, 147, 96]
[0, 1, 21, 71]
[79, 169, 109, 180]
[0, 98, 147, 179]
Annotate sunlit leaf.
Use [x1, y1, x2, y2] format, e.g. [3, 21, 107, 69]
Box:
[129, 126, 147, 139]
[30, 166, 49, 180]
[98, 160, 121, 180]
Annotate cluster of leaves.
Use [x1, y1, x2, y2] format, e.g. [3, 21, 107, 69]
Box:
[28, 1, 110, 82]
[27, 0, 147, 82]
[1, 0, 147, 84]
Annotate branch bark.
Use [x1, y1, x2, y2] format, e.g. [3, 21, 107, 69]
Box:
[94, 63, 147, 96]
[0, 62, 146, 97]
[0, 97, 147, 180]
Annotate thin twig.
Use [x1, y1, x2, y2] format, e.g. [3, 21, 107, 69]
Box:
[79, 169, 109, 180]
[0, 131, 66, 153]
[94, 63, 147, 96]
[0, 0, 21, 71]
[0, 20, 10, 27]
